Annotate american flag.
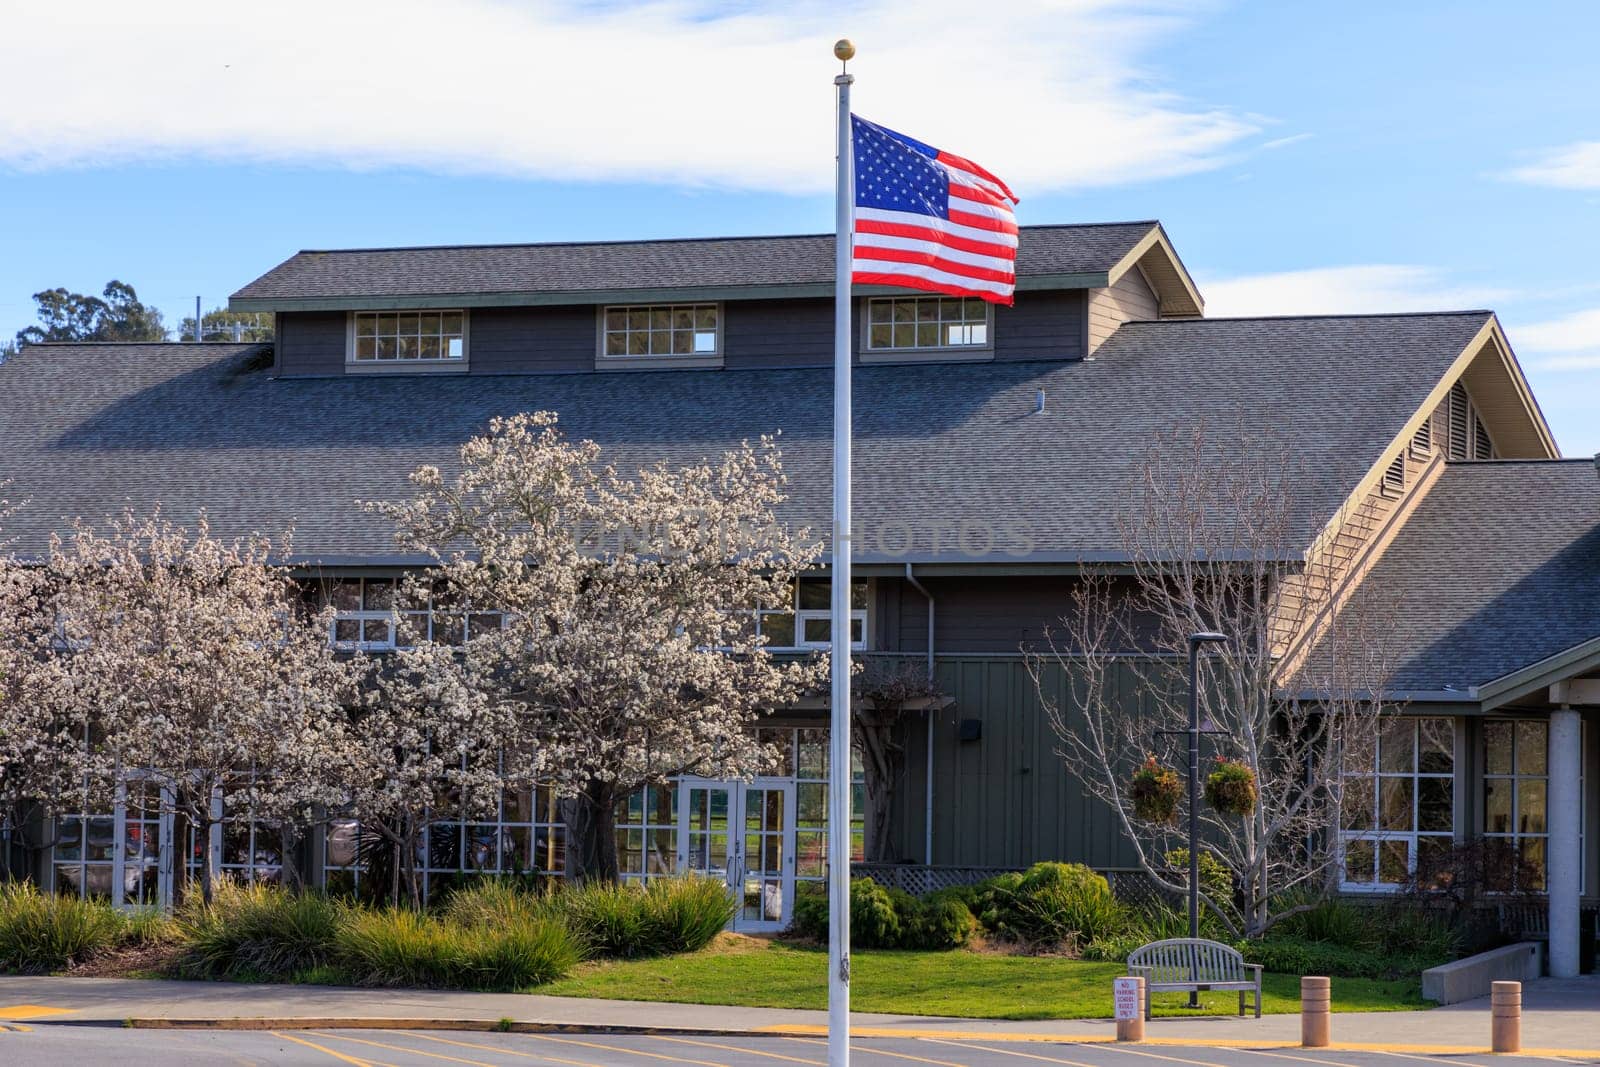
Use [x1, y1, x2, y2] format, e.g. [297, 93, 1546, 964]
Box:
[850, 114, 1019, 305]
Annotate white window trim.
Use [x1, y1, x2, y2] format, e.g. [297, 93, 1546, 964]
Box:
[1338, 716, 1457, 894]
[323, 577, 504, 651]
[860, 295, 995, 362]
[596, 303, 723, 370]
[345, 309, 470, 373]
[753, 580, 870, 652]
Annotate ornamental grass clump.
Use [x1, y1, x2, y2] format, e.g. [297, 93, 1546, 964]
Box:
[1128, 756, 1182, 824]
[174, 880, 342, 981]
[640, 874, 737, 954]
[977, 862, 1124, 947]
[1203, 757, 1258, 816]
[0, 882, 124, 974]
[441, 879, 553, 929]
[335, 908, 466, 988]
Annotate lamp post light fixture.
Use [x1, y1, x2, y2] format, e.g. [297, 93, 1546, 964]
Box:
[1155, 630, 1229, 1009]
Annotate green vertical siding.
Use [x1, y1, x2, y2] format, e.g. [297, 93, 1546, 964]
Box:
[891, 655, 1147, 870]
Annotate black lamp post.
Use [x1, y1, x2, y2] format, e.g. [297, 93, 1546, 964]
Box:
[1157, 631, 1228, 1008]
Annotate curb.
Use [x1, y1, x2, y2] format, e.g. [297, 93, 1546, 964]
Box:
[109, 1017, 1600, 1058]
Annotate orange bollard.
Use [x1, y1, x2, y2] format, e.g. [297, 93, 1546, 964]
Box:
[1300, 976, 1331, 1048]
[1491, 980, 1521, 1054]
[1115, 976, 1145, 1042]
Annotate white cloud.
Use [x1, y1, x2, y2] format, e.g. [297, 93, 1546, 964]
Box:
[1197, 265, 1510, 319]
[0, 0, 1258, 196]
[1504, 141, 1600, 190]
[1501, 307, 1600, 372]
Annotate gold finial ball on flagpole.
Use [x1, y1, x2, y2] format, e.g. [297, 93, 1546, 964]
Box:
[834, 39, 855, 62]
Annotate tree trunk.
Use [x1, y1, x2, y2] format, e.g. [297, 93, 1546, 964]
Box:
[856, 718, 906, 863]
[563, 782, 620, 884]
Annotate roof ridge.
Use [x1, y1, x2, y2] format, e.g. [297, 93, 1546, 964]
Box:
[1127, 310, 1492, 324]
[288, 221, 1159, 257]
[1445, 457, 1592, 466]
[21, 340, 264, 347]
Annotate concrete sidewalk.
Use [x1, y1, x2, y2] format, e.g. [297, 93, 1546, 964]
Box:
[1, 975, 1597, 1055]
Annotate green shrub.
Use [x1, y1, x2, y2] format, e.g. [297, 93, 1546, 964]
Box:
[906, 896, 978, 949]
[336, 908, 465, 987]
[922, 884, 979, 915]
[849, 878, 902, 948]
[976, 863, 1123, 947]
[442, 880, 551, 929]
[0, 882, 124, 973]
[1163, 849, 1235, 921]
[641, 875, 737, 954]
[175, 881, 343, 981]
[1242, 936, 1439, 980]
[789, 884, 828, 941]
[459, 917, 582, 990]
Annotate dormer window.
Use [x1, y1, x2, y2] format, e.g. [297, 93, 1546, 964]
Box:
[348, 310, 467, 372]
[600, 304, 720, 368]
[865, 296, 990, 354]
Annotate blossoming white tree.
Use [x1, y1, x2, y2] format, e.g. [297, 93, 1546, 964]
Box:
[35, 513, 358, 902]
[342, 640, 527, 908]
[372, 412, 829, 883]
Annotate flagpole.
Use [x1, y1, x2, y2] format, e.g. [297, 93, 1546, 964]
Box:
[828, 36, 856, 1067]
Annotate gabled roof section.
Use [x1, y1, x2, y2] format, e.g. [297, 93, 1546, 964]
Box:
[229, 222, 1161, 312]
[0, 313, 1492, 568]
[1104, 221, 1204, 317]
[1339, 460, 1600, 703]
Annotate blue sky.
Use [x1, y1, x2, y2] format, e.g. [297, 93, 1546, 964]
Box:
[3, 1, 1597, 452]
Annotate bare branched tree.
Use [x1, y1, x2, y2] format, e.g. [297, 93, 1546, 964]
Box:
[1028, 425, 1403, 937]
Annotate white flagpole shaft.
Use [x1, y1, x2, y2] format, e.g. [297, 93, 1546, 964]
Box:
[828, 63, 854, 1067]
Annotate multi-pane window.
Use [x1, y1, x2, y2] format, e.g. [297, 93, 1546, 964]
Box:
[866, 296, 989, 351]
[784, 726, 865, 885]
[753, 578, 868, 650]
[186, 805, 284, 890]
[53, 812, 117, 900]
[352, 311, 465, 363]
[615, 785, 678, 885]
[1484, 720, 1548, 892]
[53, 782, 163, 905]
[602, 304, 718, 358]
[1341, 717, 1454, 889]
[320, 577, 504, 651]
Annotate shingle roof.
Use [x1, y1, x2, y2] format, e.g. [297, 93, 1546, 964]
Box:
[0, 312, 1491, 567]
[230, 223, 1160, 306]
[1345, 460, 1600, 695]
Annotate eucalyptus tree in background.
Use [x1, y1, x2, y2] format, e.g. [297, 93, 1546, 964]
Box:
[14, 281, 167, 345]
[372, 411, 830, 884]
[1028, 425, 1399, 938]
[35, 513, 358, 903]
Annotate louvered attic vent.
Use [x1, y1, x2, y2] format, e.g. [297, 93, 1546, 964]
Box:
[1448, 383, 1471, 460]
[1411, 417, 1433, 458]
[1383, 451, 1406, 494]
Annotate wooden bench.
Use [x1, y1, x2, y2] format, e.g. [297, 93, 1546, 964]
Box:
[1496, 903, 1548, 943]
[1126, 938, 1262, 1020]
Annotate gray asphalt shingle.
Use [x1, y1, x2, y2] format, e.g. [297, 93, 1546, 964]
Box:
[1348, 459, 1600, 694]
[0, 313, 1492, 570]
[230, 223, 1160, 302]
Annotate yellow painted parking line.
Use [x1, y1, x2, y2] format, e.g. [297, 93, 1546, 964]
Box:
[313, 1029, 502, 1066]
[0, 1022, 32, 1033]
[924, 1037, 1106, 1067]
[782, 1036, 970, 1067]
[529, 1031, 729, 1067]
[651, 1034, 827, 1065]
[0, 1003, 73, 1019]
[272, 1030, 391, 1067]
[405, 1030, 611, 1066]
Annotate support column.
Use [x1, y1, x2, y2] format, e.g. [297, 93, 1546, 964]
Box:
[1548, 707, 1582, 978]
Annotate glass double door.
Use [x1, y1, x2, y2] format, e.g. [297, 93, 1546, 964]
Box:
[678, 779, 795, 932]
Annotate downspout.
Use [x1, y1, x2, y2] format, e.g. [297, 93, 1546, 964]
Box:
[904, 563, 936, 864]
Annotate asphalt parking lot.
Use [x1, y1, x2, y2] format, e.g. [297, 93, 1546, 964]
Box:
[2, 1028, 1595, 1067]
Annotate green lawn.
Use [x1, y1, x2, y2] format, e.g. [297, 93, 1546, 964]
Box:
[543, 938, 1430, 1020]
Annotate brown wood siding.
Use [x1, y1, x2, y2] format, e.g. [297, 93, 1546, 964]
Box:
[1086, 267, 1159, 353]
[891, 574, 1155, 655]
[276, 291, 1088, 376]
[275, 311, 346, 376]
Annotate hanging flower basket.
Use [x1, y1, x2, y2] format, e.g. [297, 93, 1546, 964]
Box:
[1128, 755, 1182, 824]
[1204, 757, 1257, 817]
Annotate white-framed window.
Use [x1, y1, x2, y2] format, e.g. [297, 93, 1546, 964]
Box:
[1484, 719, 1549, 893]
[51, 779, 167, 907]
[865, 296, 990, 352]
[185, 797, 284, 890]
[349, 310, 467, 366]
[752, 578, 868, 651]
[1340, 716, 1455, 890]
[319, 577, 504, 651]
[778, 726, 865, 885]
[600, 304, 719, 359]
